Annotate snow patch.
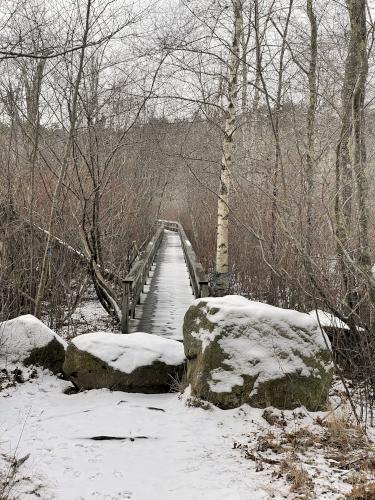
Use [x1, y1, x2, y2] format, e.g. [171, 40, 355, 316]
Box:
[199, 295, 321, 332]
[210, 368, 244, 393]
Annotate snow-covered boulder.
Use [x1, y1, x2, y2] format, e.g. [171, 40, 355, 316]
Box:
[183, 296, 333, 411]
[308, 309, 356, 373]
[308, 309, 350, 331]
[0, 314, 67, 373]
[63, 332, 186, 393]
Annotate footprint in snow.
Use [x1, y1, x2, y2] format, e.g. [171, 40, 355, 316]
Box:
[91, 492, 133, 499]
[89, 472, 103, 480]
[88, 453, 104, 463]
[113, 470, 124, 478]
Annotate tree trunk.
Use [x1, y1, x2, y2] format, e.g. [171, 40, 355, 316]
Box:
[22, 58, 46, 304]
[305, 0, 317, 255]
[213, 0, 242, 296]
[268, 0, 293, 304]
[335, 0, 370, 323]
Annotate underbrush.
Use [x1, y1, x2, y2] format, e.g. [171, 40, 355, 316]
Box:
[0, 367, 38, 393]
[234, 404, 375, 499]
[0, 451, 35, 500]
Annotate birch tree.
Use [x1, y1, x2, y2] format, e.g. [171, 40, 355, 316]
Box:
[213, 0, 242, 296]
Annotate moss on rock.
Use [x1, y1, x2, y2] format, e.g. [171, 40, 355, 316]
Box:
[24, 337, 66, 375]
[183, 297, 333, 411]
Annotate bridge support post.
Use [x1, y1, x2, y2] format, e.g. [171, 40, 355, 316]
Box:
[121, 280, 130, 334]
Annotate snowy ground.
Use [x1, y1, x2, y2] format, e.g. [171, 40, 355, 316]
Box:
[60, 298, 118, 339]
[1, 372, 267, 500]
[1, 232, 374, 499]
[2, 370, 371, 499]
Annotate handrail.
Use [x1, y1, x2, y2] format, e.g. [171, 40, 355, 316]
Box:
[121, 219, 209, 333]
[158, 219, 209, 300]
[121, 224, 164, 333]
[160, 220, 179, 232]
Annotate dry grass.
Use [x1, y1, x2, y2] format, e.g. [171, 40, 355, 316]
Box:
[279, 457, 314, 497]
[0, 451, 43, 500]
[283, 427, 318, 452]
[185, 396, 212, 410]
[236, 404, 375, 498]
[348, 482, 375, 499]
[169, 369, 187, 394]
[323, 413, 369, 452]
[0, 453, 24, 500]
[257, 430, 283, 453]
[262, 408, 286, 427]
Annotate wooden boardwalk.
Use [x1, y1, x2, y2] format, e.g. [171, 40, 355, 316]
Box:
[130, 230, 194, 340]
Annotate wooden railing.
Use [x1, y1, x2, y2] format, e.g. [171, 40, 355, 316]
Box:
[121, 219, 209, 334]
[158, 219, 209, 300]
[121, 225, 164, 333]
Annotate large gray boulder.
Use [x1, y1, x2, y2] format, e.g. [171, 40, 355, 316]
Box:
[0, 314, 67, 374]
[183, 296, 333, 410]
[63, 332, 186, 393]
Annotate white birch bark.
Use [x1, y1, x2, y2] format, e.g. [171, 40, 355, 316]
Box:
[214, 0, 242, 295]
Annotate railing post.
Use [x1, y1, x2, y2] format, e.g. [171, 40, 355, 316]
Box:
[121, 280, 130, 334]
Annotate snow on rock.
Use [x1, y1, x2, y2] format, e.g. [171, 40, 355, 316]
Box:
[0, 314, 67, 373]
[63, 332, 186, 393]
[183, 295, 333, 410]
[308, 309, 350, 330]
[71, 331, 185, 373]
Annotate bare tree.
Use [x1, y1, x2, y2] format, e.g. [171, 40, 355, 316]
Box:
[34, 0, 93, 317]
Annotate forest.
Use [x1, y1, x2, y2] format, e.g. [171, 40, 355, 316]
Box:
[1, 0, 375, 498]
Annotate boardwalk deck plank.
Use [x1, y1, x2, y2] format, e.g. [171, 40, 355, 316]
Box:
[130, 230, 194, 340]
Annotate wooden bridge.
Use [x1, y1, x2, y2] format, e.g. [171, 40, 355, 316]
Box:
[121, 220, 209, 338]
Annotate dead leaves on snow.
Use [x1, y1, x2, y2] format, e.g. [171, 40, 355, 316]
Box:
[233, 407, 375, 499]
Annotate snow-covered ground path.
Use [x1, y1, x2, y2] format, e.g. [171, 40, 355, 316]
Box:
[1, 232, 271, 499]
[132, 230, 194, 340]
[0, 373, 269, 500]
